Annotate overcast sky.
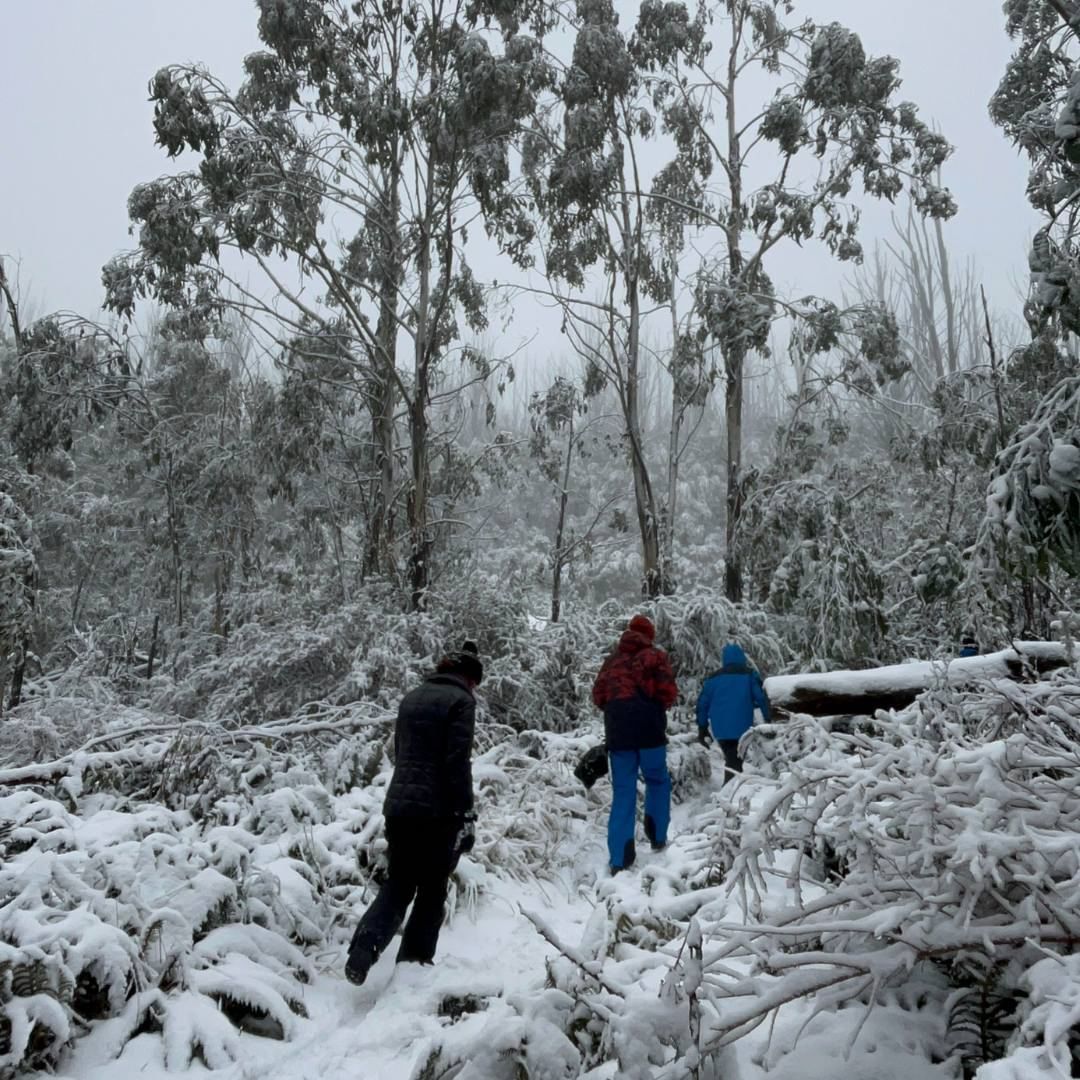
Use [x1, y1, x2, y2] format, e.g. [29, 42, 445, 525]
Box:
[0, 1, 1037, 339]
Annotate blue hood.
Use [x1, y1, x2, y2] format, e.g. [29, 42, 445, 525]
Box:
[722, 643, 748, 671]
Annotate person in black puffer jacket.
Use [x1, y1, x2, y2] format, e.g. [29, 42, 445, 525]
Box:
[346, 640, 483, 985]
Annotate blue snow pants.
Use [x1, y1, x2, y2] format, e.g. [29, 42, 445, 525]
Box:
[607, 746, 671, 869]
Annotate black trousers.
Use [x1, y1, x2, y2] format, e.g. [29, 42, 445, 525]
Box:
[349, 817, 457, 967]
[718, 739, 743, 780]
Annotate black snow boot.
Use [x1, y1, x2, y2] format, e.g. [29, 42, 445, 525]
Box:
[345, 946, 376, 986]
[644, 815, 666, 852]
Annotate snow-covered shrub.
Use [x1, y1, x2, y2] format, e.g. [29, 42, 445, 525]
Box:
[736, 472, 892, 669]
[478, 605, 611, 733]
[652, 587, 788, 679]
[0, 675, 130, 770]
[520, 902, 736, 1080]
[0, 788, 321, 1076]
[0, 695, 639, 1074]
[155, 578, 452, 723]
[406, 988, 584, 1080]
[691, 671, 1080, 1074]
[976, 952, 1080, 1079]
[473, 586, 787, 738]
[497, 668, 1080, 1078]
[0, 700, 407, 1073]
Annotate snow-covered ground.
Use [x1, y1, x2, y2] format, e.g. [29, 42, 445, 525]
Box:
[40, 761, 952, 1080]
[61, 877, 588, 1080]
[9, 664, 1080, 1079]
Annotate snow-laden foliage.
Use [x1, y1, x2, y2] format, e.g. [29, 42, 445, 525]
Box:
[2, 624, 1078, 1078]
[0, 787, 317, 1075]
[76, 581, 788, 738]
[740, 475, 889, 668]
[981, 374, 1080, 579]
[0, 492, 34, 698]
[473, 667, 1080, 1079]
[992, 1, 1079, 338]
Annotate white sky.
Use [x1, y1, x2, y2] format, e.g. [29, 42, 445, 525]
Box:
[0, 1, 1038, 343]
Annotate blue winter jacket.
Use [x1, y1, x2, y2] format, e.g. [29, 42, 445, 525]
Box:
[697, 644, 771, 740]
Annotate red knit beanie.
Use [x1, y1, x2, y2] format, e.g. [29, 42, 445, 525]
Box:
[628, 614, 655, 640]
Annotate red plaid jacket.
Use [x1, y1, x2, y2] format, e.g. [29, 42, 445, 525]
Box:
[592, 630, 678, 711]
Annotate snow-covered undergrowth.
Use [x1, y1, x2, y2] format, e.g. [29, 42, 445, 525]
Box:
[2, 586, 1077, 1079]
[0, 683, 716, 1080]
[509, 670, 1080, 1079]
[0, 712, 633, 1076]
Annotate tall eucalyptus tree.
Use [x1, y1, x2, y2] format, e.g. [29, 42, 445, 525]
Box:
[105, 0, 554, 608]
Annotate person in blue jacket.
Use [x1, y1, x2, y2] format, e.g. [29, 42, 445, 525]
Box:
[958, 636, 978, 658]
[696, 643, 770, 779]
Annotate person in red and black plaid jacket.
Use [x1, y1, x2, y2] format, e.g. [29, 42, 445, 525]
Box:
[591, 615, 677, 873]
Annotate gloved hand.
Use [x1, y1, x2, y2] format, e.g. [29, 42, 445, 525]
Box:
[451, 813, 476, 864]
[697, 727, 713, 747]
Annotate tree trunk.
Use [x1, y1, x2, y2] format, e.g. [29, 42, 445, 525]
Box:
[627, 364, 661, 597]
[406, 92, 447, 612]
[933, 214, 959, 374]
[550, 419, 574, 623]
[552, 496, 570, 626]
[7, 629, 30, 711]
[329, 508, 350, 602]
[366, 371, 396, 578]
[146, 614, 160, 679]
[723, 344, 745, 602]
[617, 178, 662, 597]
[661, 277, 685, 596]
[364, 166, 401, 579]
[722, 17, 745, 604]
[0, 260, 23, 345]
[408, 276, 432, 611]
[6, 560, 36, 712]
[212, 564, 226, 647]
[982, 285, 1008, 452]
[661, 387, 681, 595]
[766, 644, 1071, 718]
[164, 454, 184, 627]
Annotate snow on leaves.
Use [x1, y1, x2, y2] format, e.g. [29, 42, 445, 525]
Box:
[992, 2, 1080, 336]
[0, 786, 324, 1076]
[1, 597, 1078, 1077]
[982, 374, 1080, 577]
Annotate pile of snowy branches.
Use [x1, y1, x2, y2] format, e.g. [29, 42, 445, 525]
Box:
[479, 667, 1080, 1079]
[0, 705, 391, 1076]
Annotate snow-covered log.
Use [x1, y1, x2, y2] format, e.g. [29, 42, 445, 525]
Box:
[764, 642, 1073, 717]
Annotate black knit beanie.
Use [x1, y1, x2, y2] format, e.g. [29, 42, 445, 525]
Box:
[438, 639, 483, 685]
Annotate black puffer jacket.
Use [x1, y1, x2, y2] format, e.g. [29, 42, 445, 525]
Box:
[383, 673, 475, 818]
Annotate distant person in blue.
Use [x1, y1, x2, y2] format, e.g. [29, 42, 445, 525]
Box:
[958, 636, 978, 658]
[696, 643, 770, 780]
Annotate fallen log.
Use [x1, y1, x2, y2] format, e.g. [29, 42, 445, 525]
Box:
[763, 642, 1073, 719]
